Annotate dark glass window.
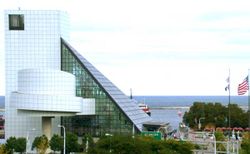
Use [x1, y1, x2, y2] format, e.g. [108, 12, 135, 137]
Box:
[9, 14, 24, 30]
[61, 39, 135, 137]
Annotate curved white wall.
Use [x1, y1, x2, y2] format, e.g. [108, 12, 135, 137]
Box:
[18, 69, 76, 95]
[11, 92, 82, 112]
[12, 68, 95, 115]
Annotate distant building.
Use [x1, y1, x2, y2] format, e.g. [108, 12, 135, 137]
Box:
[0, 96, 4, 139]
[0, 96, 4, 109]
[4, 10, 151, 145]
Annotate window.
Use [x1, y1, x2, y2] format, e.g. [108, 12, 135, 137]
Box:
[9, 14, 24, 30]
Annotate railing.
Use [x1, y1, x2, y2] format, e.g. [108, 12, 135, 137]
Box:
[189, 135, 240, 154]
[187, 131, 242, 154]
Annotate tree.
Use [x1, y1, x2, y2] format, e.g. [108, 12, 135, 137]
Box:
[183, 102, 248, 129]
[241, 132, 250, 154]
[214, 131, 226, 151]
[88, 135, 194, 154]
[50, 134, 63, 153]
[213, 103, 227, 127]
[163, 139, 194, 154]
[32, 135, 49, 154]
[66, 132, 80, 153]
[5, 136, 16, 154]
[5, 137, 27, 154]
[14, 137, 27, 153]
[81, 134, 94, 152]
[229, 104, 248, 128]
[0, 144, 8, 154]
[183, 102, 205, 129]
[88, 135, 150, 154]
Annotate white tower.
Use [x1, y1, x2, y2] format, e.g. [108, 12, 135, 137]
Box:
[4, 10, 76, 141]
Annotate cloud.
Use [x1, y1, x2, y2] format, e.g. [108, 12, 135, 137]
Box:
[1, 0, 250, 95]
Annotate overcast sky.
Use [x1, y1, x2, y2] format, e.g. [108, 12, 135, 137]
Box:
[1, 0, 250, 96]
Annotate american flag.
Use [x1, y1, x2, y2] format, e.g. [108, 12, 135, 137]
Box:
[238, 76, 249, 95]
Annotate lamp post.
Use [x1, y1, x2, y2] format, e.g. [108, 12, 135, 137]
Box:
[132, 124, 135, 139]
[58, 125, 66, 154]
[85, 137, 88, 153]
[105, 133, 113, 153]
[26, 128, 36, 153]
[198, 117, 205, 130]
[211, 132, 216, 154]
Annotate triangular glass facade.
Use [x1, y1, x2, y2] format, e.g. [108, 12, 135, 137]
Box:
[61, 39, 151, 136]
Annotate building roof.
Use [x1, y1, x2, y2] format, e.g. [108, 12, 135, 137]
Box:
[61, 39, 152, 131]
[143, 121, 169, 127]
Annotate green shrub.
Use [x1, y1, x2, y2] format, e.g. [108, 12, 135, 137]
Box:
[50, 134, 63, 152]
[163, 139, 194, 154]
[66, 132, 80, 153]
[5, 137, 27, 154]
[88, 135, 194, 154]
[5, 136, 16, 153]
[32, 135, 49, 154]
[241, 132, 250, 154]
[14, 137, 27, 153]
[81, 134, 94, 152]
[0, 144, 7, 154]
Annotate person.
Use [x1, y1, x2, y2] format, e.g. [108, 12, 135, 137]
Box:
[173, 133, 177, 139]
[164, 133, 167, 140]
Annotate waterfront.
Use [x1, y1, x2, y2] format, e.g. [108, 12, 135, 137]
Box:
[150, 108, 188, 129]
[134, 96, 249, 129]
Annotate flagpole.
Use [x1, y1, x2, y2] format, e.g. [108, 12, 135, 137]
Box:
[228, 69, 231, 131]
[248, 69, 250, 130]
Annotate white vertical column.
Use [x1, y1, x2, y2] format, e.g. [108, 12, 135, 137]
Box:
[42, 117, 52, 140]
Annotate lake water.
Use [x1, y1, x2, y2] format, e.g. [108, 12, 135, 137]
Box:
[134, 96, 249, 129]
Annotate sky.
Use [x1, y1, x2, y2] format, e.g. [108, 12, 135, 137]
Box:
[1, 0, 250, 96]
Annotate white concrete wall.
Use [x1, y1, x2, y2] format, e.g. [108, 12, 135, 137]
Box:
[18, 69, 76, 96]
[11, 93, 82, 112]
[77, 99, 96, 115]
[4, 10, 69, 139]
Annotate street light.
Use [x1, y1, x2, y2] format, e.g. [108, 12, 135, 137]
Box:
[211, 132, 216, 154]
[105, 133, 113, 137]
[132, 124, 135, 139]
[85, 137, 89, 153]
[198, 117, 205, 130]
[58, 124, 66, 154]
[26, 128, 36, 153]
[105, 133, 113, 153]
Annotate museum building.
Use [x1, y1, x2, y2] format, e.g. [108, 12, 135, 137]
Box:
[4, 10, 151, 144]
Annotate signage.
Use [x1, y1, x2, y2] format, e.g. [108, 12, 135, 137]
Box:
[141, 131, 162, 140]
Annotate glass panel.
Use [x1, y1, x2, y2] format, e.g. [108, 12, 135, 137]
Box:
[61, 40, 135, 137]
[9, 14, 24, 30]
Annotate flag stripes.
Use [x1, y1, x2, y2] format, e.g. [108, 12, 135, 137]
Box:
[238, 76, 248, 95]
